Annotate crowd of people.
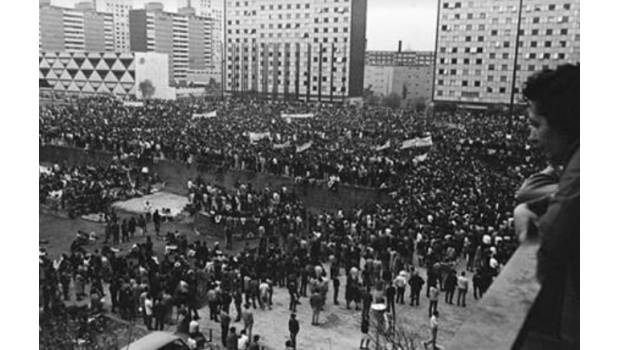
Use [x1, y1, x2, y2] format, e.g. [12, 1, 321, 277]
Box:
[39, 97, 541, 190]
[39, 94, 546, 349]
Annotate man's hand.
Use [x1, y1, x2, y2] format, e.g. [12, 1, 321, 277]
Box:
[513, 203, 539, 243]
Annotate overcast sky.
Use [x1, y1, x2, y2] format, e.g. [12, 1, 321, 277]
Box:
[51, 0, 437, 51]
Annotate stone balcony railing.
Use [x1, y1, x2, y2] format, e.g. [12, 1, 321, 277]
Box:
[446, 240, 543, 350]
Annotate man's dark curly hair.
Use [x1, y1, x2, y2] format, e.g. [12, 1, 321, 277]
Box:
[522, 64, 580, 142]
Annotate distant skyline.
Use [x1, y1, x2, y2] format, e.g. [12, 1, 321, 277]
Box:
[49, 0, 437, 51]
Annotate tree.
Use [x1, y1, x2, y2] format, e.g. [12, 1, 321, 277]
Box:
[383, 93, 402, 109]
[366, 313, 422, 350]
[138, 79, 156, 100]
[363, 86, 381, 106]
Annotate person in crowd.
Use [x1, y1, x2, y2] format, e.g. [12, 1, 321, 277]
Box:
[444, 270, 457, 305]
[409, 270, 425, 306]
[428, 283, 439, 318]
[226, 326, 239, 350]
[310, 290, 322, 326]
[220, 309, 232, 346]
[242, 304, 254, 340]
[237, 329, 249, 350]
[247, 335, 261, 350]
[422, 310, 440, 350]
[456, 271, 469, 307]
[288, 313, 300, 349]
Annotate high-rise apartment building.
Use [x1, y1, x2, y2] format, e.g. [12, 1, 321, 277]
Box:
[224, 0, 367, 102]
[191, 0, 224, 75]
[366, 50, 435, 67]
[433, 0, 580, 106]
[129, 3, 213, 85]
[39, 2, 114, 52]
[94, 0, 133, 52]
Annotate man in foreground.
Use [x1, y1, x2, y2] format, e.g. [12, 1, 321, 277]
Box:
[514, 64, 579, 348]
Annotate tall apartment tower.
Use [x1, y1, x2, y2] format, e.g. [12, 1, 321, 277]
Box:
[191, 0, 224, 74]
[433, 0, 580, 106]
[94, 0, 133, 52]
[39, 2, 114, 52]
[129, 2, 213, 85]
[224, 0, 367, 102]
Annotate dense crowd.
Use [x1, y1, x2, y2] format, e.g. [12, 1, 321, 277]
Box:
[40, 96, 544, 349]
[39, 97, 538, 189]
[39, 161, 161, 218]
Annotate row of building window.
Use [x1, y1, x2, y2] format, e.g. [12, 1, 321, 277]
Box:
[442, 2, 571, 11]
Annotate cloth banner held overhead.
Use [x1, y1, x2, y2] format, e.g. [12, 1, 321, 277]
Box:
[192, 111, 217, 119]
[374, 140, 391, 151]
[413, 153, 428, 164]
[281, 113, 314, 119]
[273, 141, 291, 149]
[296, 141, 313, 153]
[282, 113, 314, 124]
[400, 136, 433, 149]
[248, 132, 271, 143]
[123, 101, 144, 107]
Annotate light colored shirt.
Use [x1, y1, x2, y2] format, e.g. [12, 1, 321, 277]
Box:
[144, 298, 153, 316]
[457, 276, 469, 290]
[430, 315, 439, 330]
[238, 334, 249, 349]
[429, 286, 439, 301]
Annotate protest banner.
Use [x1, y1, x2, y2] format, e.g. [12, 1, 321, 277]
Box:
[413, 153, 429, 163]
[281, 113, 314, 119]
[296, 141, 313, 153]
[374, 140, 391, 151]
[400, 136, 433, 149]
[273, 141, 291, 149]
[123, 101, 144, 108]
[192, 110, 217, 119]
[248, 132, 271, 143]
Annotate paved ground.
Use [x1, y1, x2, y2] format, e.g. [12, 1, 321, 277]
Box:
[40, 211, 479, 350]
[188, 267, 478, 350]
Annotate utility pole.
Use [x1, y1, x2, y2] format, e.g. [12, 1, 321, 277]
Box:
[509, 0, 525, 112]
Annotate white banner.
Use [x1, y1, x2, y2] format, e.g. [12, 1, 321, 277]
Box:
[273, 141, 291, 149]
[374, 140, 391, 151]
[281, 113, 314, 119]
[192, 111, 217, 119]
[296, 141, 313, 153]
[248, 132, 271, 143]
[123, 101, 144, 107]
[413, 153, 428, 163]
[400, 136, 433, 150]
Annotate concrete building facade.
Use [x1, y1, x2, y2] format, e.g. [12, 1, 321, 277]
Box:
[94, 0, 133, 52]
[129, 3, 213, 85]
[364, 49, 434, 105]
[224, 0, 367, 102]
[366, 50, 434, 66]
[39, 3, 115, 53]
[433, 0, 580, 105]
[191, 0, 224, 80]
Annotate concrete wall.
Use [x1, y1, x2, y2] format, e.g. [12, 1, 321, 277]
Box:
[40, 145, 390, 212]
[134, 52, 176, 99]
